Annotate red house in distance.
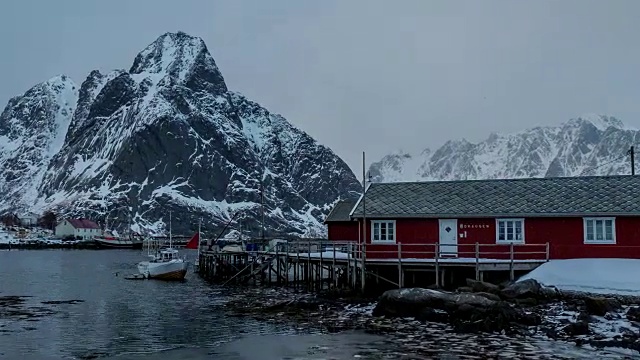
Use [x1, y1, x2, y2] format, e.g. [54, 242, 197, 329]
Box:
[324, 175, 640, 261]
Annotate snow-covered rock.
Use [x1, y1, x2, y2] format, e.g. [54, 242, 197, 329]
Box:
[519, 259, 640, 296]
[369, 115, 639, 182]
[0, 32, 361, 236]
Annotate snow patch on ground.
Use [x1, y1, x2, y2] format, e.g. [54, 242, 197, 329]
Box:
[0, 228, 19, 244]
[543, 302, 640, 348]
[519, 259, 640, 296]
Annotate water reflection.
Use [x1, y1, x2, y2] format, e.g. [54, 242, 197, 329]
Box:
[0, 250, 289, 359]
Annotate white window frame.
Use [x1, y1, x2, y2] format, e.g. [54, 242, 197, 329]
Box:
[583, 217, 616, 244]
[371, 220, 396, 244]
[495, 218, 525, 244]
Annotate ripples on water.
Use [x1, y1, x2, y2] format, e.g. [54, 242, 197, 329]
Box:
[0, 250, 638, 359]
[0, 250, 298, 359]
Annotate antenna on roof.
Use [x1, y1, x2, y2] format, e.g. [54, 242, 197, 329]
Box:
[362, 151, 367, 243]
[628, 146, 635, 176]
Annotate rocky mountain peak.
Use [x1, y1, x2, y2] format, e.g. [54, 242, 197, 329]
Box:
[369, 115, 638, 183]
[0, 31, 361, 237]
[0, 75, 77, 136]
[0, 75, 78, 210]
[129, 31, 227, 95]
[569, 114, 625, 131]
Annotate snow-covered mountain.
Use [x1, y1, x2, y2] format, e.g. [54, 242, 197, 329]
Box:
[369, 115, 639, 182]
[0, 32, 361, 237]
[0, 76, 78, 210]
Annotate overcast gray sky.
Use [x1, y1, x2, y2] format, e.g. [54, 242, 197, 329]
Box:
[2, 0, 639, 174]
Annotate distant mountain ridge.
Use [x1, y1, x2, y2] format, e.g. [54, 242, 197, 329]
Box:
[0, 32, 362, 236]
[369, 114, 639, 182]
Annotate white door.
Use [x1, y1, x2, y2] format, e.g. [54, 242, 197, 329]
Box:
[438, 219, 458, 257]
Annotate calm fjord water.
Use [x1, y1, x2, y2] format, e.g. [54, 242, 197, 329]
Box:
[0, 249, 291, 359]
[0, 250, 636, 360]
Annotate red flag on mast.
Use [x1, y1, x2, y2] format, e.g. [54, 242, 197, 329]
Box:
[185, 232, 200, 249]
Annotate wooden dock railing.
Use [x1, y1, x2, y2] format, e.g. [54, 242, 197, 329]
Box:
[197, 239, 550, 292]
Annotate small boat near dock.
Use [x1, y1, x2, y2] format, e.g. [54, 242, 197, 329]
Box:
[136, 212, 189, 281]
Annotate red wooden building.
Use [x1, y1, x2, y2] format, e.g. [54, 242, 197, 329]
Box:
[324, 175, 640, 260]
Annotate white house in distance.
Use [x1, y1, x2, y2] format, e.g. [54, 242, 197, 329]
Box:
[18, 212, 39, 226]
[55, 219, 102, 240]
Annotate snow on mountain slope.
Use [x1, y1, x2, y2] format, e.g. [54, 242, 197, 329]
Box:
[369, 115, 640, 182]
[0, 75, 78, 210]
[0, 32, 361, 236]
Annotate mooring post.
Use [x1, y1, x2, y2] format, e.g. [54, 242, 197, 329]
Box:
[307, 240, 312, 290]
[397, 242, 402, 289]
[250, 254, 255, 285]
[295, 249, 300, 290]
[509, 243, 515, 281]
[276, 246, 281, 286]
[475, 242, 480, 281]
[319, 241, 323, 290]
[332, 244, 337, 289]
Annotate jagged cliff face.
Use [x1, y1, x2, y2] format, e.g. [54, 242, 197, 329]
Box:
[0, 32, 361, 236]
[369, 115, 639, 182]
[0, 76, 78, 210]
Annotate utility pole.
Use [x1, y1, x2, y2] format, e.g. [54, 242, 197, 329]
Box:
[361, 151, 367, 292]
[362, 151, 366, 245]
[633, 146, 636, 176]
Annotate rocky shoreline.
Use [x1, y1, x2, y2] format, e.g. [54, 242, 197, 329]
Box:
[222, 280, 640, 358]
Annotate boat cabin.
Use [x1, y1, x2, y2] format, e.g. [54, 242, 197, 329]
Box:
[153, 248, 181, 262]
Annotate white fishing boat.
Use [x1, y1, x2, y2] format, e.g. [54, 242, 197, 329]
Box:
[136, 212, 189, 280]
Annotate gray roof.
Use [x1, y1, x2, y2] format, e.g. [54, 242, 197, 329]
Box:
[350, 175, 640, 218]
[325, 199, 357, 223]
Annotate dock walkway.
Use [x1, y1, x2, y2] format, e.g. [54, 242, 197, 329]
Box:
[197, 240, 548, 293]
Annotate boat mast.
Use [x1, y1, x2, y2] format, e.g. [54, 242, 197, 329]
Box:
[169, 211, 172, 249]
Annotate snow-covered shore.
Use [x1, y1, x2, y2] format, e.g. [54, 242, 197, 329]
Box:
[519, 258, 640, 296]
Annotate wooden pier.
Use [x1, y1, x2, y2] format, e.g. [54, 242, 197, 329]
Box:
[197, 240, 549, 294]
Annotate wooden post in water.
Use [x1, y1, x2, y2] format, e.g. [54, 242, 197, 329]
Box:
[285, 244, 289, 287]
[295, 250, 300, 290]
[332, 244, 337, 289]
[276, 246, 281, 286]
[319, 242, 323, 290]
[307, 240, 312, 290]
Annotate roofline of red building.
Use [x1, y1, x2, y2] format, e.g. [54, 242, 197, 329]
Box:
[349, 212, 640, 219]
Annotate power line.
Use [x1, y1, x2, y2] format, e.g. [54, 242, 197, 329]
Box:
[579, 151, 631, 176]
